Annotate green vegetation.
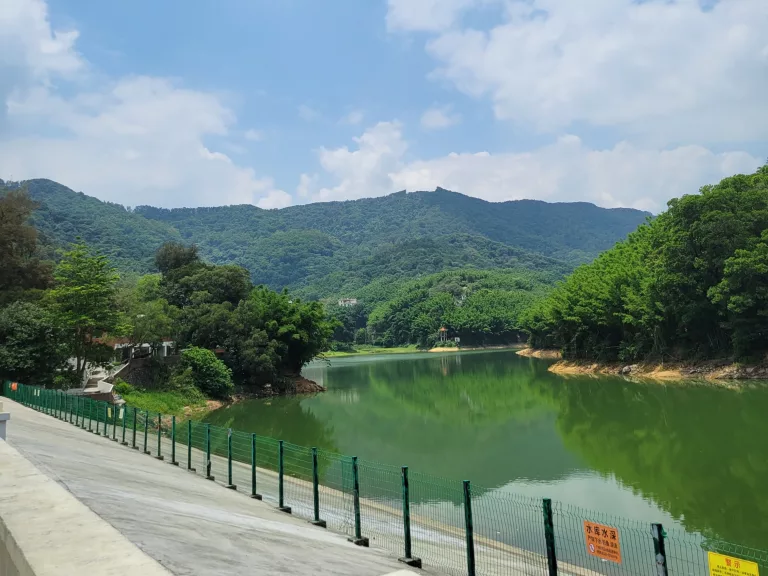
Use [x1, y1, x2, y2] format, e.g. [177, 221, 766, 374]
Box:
[327, 269, 555, 349]
[6, 178, 646, 298]
[177, 347, 233, 399]
[113, 380, 207, 415]
[0, 185, 336, 397]
[523, 165, 768, 362]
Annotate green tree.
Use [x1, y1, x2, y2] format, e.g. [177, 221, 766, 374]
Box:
[227, 288, 334, 389]
[155, 241, 199, 275]
[0, 301, 69, 386]
[129, 299, 178, 354]
[177, 346, 233, 399]
[0, 187, 52, 303]
[523, 164, 768, 363]
[47, 243, 127, 382]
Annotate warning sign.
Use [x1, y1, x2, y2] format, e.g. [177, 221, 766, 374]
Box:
[583, 521, 621, 564]
[708, 552, 760, 576]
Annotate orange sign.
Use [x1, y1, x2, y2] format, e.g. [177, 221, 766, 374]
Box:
[10, 382, 17, 391]
[583, 520, 621, 564]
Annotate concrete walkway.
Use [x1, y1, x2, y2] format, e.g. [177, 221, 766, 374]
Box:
[3, 399, 425, 576]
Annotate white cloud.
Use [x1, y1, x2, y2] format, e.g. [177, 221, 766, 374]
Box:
[298, 104, 321, 122]
[393, 0, 768, 144]
[311, 122, 763, 213]
[296, 173, 318, 199]
[386, 0, 480, 32]
[312, 122, 407, 202]
[420, 105, 461, 129]
[244, 129, 263, 141]
[0, 0, 283, 208]
[342, 110, 364, 125]
[256, 189, 292, 209]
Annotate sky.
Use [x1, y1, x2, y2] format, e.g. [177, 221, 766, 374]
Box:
[0, 0, 766, 213]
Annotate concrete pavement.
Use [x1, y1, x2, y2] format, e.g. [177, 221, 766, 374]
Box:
[3, 398, 424, 576]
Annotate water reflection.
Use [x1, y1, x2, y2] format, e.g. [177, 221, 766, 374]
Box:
[203, 350, 768, 547]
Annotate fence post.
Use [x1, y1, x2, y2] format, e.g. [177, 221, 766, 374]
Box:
[132, 407, 138, 449]
[143, 410, 150, 454]
[226, 429, 236, 489]
[155, 413, 164, 460]
[463, 480, 476, 576]
[399, 466, 421, 567]
[250, 433, 261, 500]
[171, 416, 178, 465]
[112, 404, 117, 441]
[310, 447, 326, 527]
[81, 397, 86, 429]
[88, 400, 93, 432]
[543, 498, 558, 576]
[205, 424, 214, 480]
[278, 440, 291, 513]
[121, 406, 128, 445]
[652, 524, 669, 576]
[347, 456, 369, 546]
[187, 420, 196, 472]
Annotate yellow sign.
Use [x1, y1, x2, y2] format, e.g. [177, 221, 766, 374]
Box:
[583, 521, 621, 564]
[708, 552, 759, 576]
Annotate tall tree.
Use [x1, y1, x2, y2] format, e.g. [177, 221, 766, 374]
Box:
[47, 243, 127, 382]
[155, 241, 200, 275]
[0, 301, 68, 386]
[0, 187, 52, 302]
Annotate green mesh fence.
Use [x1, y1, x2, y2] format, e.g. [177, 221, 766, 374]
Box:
[6, 379, 768, 576]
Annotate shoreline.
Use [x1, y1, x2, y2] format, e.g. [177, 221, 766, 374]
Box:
[324, 343, 525, 358]
[517, 348, 768, 381]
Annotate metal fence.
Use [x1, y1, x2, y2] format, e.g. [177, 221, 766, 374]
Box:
[5, 379, 768, 576]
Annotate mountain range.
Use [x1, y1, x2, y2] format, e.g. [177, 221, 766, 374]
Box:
[4, 178, 650, 300]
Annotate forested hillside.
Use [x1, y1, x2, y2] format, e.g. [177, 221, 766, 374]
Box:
[5, 179, 648, 298]
[523, 164, 768, 362]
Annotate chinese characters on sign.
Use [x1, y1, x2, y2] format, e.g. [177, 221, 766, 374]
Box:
[708, 552, 759, 576]
[583, 521, 622, 564]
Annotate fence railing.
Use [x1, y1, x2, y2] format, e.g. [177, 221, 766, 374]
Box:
[4, 379, 768, 576]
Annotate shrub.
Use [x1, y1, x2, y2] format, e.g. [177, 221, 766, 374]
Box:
[112, 378, 135, 396]
[177, 347, 233, 399]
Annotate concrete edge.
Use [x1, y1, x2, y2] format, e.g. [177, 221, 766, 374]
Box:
[0, 438, 173, 576]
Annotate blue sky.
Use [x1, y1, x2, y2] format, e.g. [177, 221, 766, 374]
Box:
[1, 0, 766, 212]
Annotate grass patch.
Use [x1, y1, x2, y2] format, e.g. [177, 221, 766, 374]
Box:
[117, 384, 208, 416]
[120, 390, 207, 415]
[322, 345, 421, 358]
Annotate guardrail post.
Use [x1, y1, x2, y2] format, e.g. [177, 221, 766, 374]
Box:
[310, 447, 326, 527]
[226, 429, 236, 489]
[347, 456, 369, 546]
[464, 480, 476, 576]
[250, 433, 261, 499]
[171, 416, 178, 465]
[155, 413, 164, 460]
[543, 498, 558, 576]
[132, 407, 138, 449]
[187, 420, 196, 472]
[652, 523, 669, 576]
[398, 466, 421, 567]
[205, 424, 214, 480]
[143, 410, 150, 454]
[121, 406, 128, 445]
[278, 440, 291, 513]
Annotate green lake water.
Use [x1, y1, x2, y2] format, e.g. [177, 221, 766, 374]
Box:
[203, 349, 768, 549]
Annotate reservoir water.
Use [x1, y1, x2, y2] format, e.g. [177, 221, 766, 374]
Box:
[203, 349, 768, 550]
